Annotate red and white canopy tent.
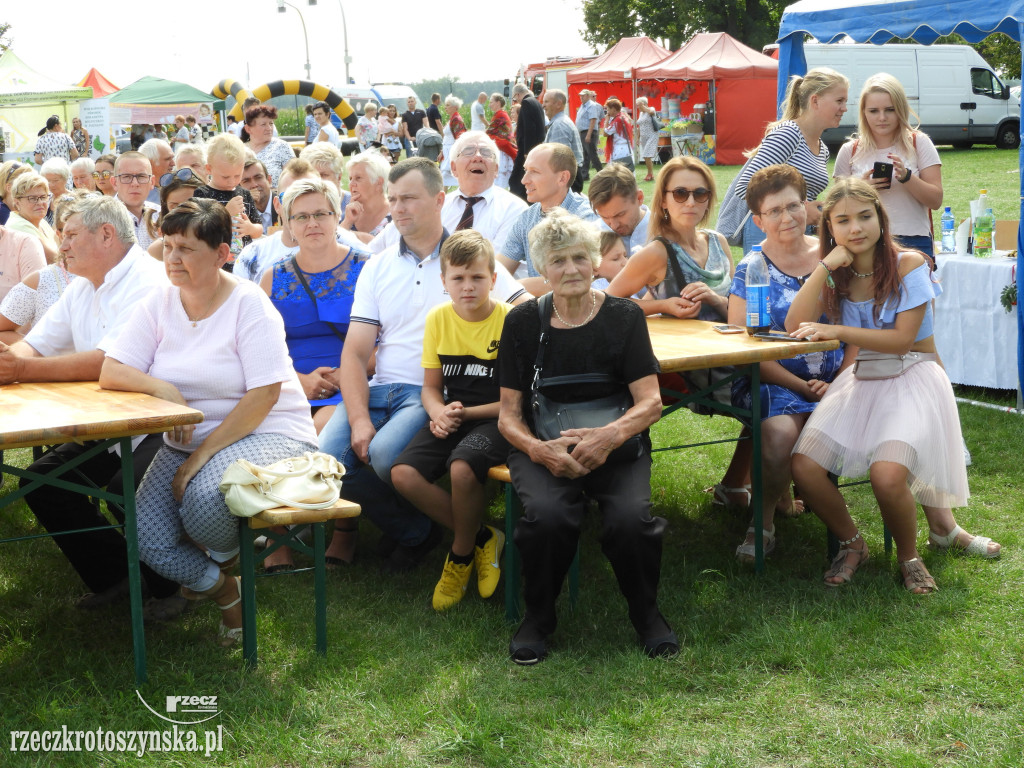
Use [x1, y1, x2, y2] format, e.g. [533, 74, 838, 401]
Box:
[566, 36, 671, 115]
[635, 32, 779, 165]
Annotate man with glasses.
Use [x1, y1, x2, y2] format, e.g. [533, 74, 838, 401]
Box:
[318, 158, 527, 573]
[365, 132, 527, 256]
[111, 152, 155, 250]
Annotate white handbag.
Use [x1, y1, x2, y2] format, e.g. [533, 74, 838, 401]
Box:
[219, 452, 345, 518]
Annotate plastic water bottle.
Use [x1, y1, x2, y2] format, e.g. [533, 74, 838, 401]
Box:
[940, 206, 956, 254]
[974, 207, 994, 258]
[744, 245, 770, 335]
[230, 215, 244, 258]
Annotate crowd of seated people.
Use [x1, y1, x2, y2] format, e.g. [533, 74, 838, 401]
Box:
[1, 80, 1001, 663]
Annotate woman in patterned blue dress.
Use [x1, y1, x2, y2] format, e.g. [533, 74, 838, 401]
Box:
[727, 165, 846, 563]
[260, 177, 368, 569]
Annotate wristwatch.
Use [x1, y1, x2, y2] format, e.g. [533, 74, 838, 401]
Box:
[898, 167, 912, 184]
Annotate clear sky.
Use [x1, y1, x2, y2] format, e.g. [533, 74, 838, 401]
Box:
[3, 0, 597, 93]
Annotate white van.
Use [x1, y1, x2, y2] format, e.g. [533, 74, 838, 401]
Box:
[800, 43, 1020, 150]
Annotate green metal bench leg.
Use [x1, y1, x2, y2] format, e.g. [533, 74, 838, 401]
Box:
[313, 523, 328, 656]
[240, 523, 259, 669]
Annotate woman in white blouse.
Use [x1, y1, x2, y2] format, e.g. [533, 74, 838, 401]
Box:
[100, 198, 318, 646]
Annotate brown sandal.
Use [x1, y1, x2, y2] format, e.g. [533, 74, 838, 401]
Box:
[899, 558, 938, 594]
[824, 532, 869, 587]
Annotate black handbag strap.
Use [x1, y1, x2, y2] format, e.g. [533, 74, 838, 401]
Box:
[290, 256, 347, 342]
[653, 236, 690, 296]
[532, 293, 616, 392]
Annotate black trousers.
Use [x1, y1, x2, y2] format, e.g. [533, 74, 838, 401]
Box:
[22, 433, 179, 597]
[579, 130, 603, 179]
[508, 448, 666, 637]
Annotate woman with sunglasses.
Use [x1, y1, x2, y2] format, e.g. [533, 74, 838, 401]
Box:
[607, 156, 732, 321]
[92, 155, 117, 197]
[145, 169, 206, 260]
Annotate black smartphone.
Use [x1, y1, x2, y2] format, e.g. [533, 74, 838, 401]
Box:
[753, 332, 812, 343]
[872, 161, 894, 187]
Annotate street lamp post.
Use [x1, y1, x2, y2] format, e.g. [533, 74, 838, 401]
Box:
[307, 0, 351, 85]
[277, 0, 312, 81]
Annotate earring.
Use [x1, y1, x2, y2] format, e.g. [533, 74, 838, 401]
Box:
[663, 209, 669, 221]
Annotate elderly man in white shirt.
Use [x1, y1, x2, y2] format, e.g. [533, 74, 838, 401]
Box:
[0, 195, 182, 614]
[367, 131, 527, 255]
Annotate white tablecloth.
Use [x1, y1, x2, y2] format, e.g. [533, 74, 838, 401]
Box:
[934, 252, 1018, 389]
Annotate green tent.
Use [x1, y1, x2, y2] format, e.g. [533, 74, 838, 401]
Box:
[108, 76, 225, 109]
[0, 49, 93, 154]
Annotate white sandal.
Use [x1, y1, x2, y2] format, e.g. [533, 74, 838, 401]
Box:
[736, 525, 776, 564]
[707, 483, 751, 509]
[215, 576, 243, 647]
[928, 525, 1000, 559]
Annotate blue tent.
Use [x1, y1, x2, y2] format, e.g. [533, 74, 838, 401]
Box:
[777, 0, 1024, 398]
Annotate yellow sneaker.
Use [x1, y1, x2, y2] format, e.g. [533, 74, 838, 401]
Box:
[432, 555, 473, 611]
[474, 526, 505, 599]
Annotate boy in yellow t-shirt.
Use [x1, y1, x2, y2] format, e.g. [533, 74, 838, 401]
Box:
[392, 231, 510, 611]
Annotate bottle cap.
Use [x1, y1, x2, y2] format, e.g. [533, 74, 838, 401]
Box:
[751, 245, 762, 253]
[944, 206, 951, 213]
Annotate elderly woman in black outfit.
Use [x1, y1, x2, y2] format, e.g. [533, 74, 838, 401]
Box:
[497, 208, 676, 665]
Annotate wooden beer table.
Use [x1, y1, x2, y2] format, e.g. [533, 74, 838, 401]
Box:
[646, 319, 839, 571]
[0, 381, 202, 684]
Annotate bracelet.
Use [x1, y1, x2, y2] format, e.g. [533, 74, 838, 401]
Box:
[898, 167, 912, 184]
[818, 261, 835, 289]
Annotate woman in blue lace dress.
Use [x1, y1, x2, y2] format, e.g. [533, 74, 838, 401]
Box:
[727, 165, 846, 563]
[260, 177, 368, 569]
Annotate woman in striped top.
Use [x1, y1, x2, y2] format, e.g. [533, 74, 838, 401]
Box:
[735, 68, 849, 253]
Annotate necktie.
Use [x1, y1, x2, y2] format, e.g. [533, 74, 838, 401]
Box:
[456, 196, 482, 231]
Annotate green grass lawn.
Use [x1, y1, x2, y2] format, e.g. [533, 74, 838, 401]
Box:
[2, 148, 1023, 767]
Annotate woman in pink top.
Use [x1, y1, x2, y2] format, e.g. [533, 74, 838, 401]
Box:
[100, 199, 318, 646]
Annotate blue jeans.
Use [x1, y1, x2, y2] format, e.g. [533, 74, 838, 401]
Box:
[741, 214, 766, 254]
[318, 382, 431, 546]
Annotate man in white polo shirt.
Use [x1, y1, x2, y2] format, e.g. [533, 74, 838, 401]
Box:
[0, 195, 179, 611]
[367, 131, 527, 255]
[319, 158, 526, 572]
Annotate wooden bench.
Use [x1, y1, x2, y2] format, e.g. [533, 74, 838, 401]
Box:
[237, 498, 361, 668]
[488, 465, 579, 623]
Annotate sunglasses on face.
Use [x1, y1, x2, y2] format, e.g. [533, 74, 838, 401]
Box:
[667, 186, 711, 204]
[92, 170, 114, 180]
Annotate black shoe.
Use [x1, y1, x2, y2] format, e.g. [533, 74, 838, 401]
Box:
[382, 522, 442, 574]
[509, 619, 548, 665]
[75, 577, 130, 610]
[642, 629, 680, 659]
[509, 636, 547, 666]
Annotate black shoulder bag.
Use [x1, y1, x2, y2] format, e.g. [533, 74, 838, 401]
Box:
[289, 256, 348, 342]
[529, 294, 644, 464]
